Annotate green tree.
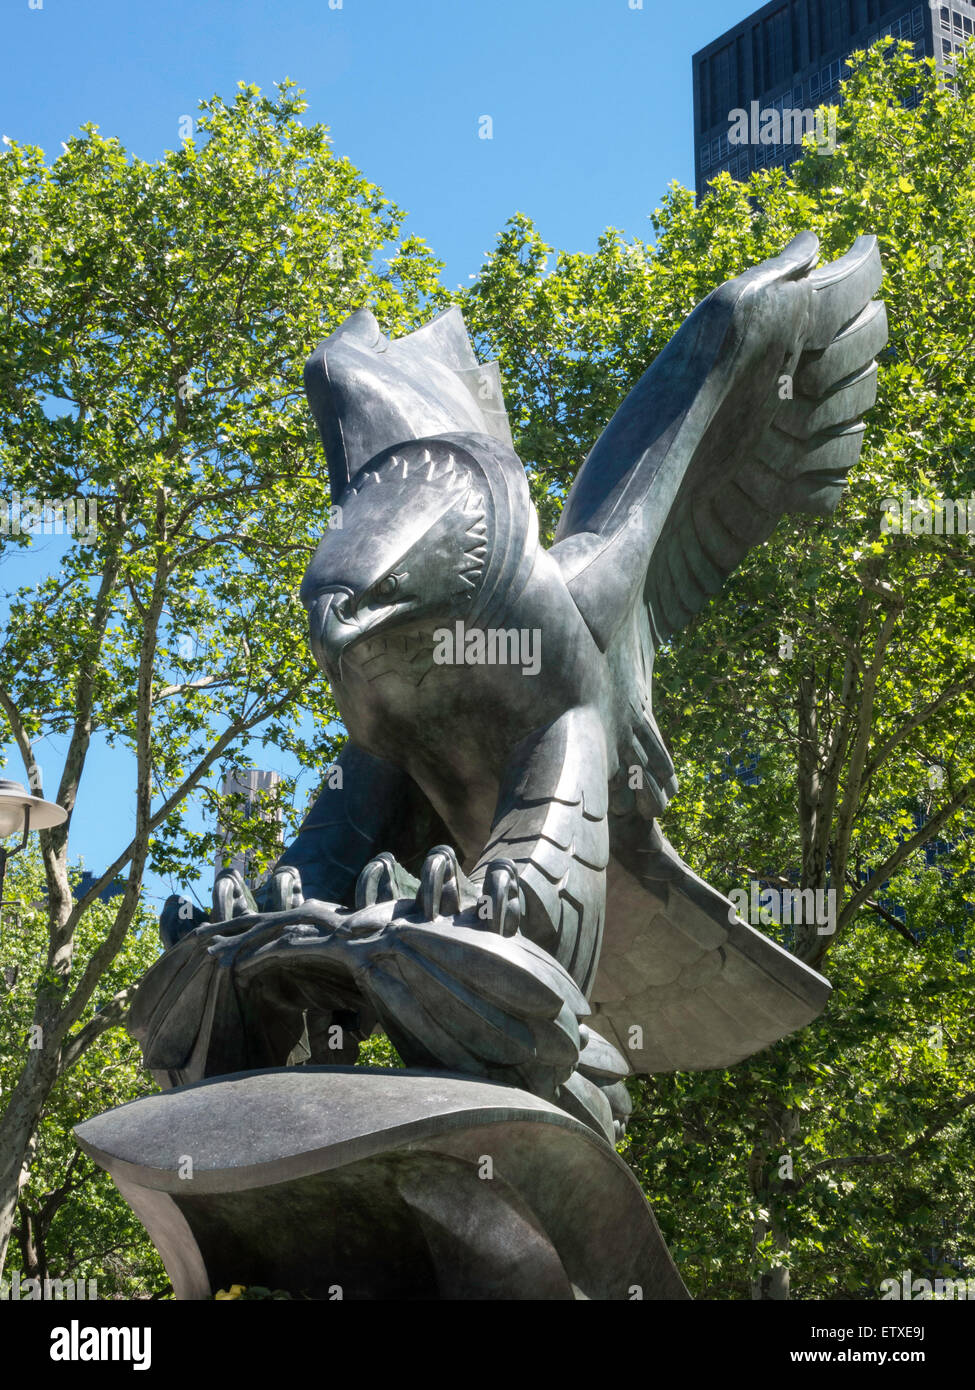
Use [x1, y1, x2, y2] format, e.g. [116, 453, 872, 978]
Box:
[0, 80, 443, 1274]
[1, 851, 167, 1296]
[461, 39, 975, 1297]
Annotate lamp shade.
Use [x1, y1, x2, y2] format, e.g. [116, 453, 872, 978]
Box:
[0, 779, 67, 837]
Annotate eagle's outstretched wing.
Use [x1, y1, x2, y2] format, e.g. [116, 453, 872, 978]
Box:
[547, 233, 886, 1074]
[550, 232, 887, 648]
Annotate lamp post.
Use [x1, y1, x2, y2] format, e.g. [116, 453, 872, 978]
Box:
[0, 779, 67, 924]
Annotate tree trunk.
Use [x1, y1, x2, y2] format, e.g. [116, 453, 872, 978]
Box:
[0, 1047, 60, 1278]
[749, 1104, 800, 1300]
[16, 1202, 47, 1284]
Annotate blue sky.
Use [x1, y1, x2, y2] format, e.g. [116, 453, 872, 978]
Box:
[1, 0, 758, 286]
[0, 0, 757, 909]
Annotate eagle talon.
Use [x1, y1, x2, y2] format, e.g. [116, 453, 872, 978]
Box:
[262, 864, 304, 913]
[355, 852, 402, 908]
[213, 868, 259, 922]
[477, 858, 522, 937]
[417, 844, 477, 919]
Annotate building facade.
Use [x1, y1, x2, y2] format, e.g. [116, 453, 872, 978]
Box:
[693, 1, 975, 198]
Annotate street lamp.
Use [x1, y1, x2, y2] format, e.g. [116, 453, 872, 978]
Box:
[0, 778, 67, 921]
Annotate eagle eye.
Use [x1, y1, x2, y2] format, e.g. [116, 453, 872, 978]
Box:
[375, 573, 400, 599]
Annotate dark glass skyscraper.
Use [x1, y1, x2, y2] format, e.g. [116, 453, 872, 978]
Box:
[693, 1, 975, 199]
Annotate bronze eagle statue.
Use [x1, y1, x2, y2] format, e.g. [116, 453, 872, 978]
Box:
[133, 231, 887, 1145]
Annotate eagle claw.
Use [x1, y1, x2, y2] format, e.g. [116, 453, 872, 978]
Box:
[414, 847, 524, 935]
[262, 864, 305, 912]
[417, 844, 477, 919]
[477, 858, 523, 937]
[212, 868, 259, 921]
[355, 852, 420, 909]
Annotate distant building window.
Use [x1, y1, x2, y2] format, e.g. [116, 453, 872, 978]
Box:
[874, 9, 924, 43]
[701, 144, 711, 170]
[954, 12, 964, 34]
[941, 6, 951, 27]
[944, 36, 954, 54]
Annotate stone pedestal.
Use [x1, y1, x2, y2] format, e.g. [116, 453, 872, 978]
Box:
[76, 1066, 688, 1301]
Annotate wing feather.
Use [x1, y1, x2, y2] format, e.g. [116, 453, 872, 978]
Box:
[551, 233, 887, 647]
[591, 819, 831, 1074]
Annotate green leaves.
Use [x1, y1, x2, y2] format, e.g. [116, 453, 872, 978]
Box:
[0, 852, 167, 1296]
[0, 81, 444, 879]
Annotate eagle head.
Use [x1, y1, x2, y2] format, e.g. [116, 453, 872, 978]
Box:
[301, 440, 491, 682]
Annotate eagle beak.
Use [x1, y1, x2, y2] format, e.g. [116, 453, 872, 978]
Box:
[307, 589, 359, 678]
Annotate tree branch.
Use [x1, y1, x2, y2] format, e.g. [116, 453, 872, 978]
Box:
[798, 1091, 975, 1186]
[838, 777, 975, 932]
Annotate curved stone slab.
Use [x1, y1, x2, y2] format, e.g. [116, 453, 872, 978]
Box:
[76, 1066, 688, 1301]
